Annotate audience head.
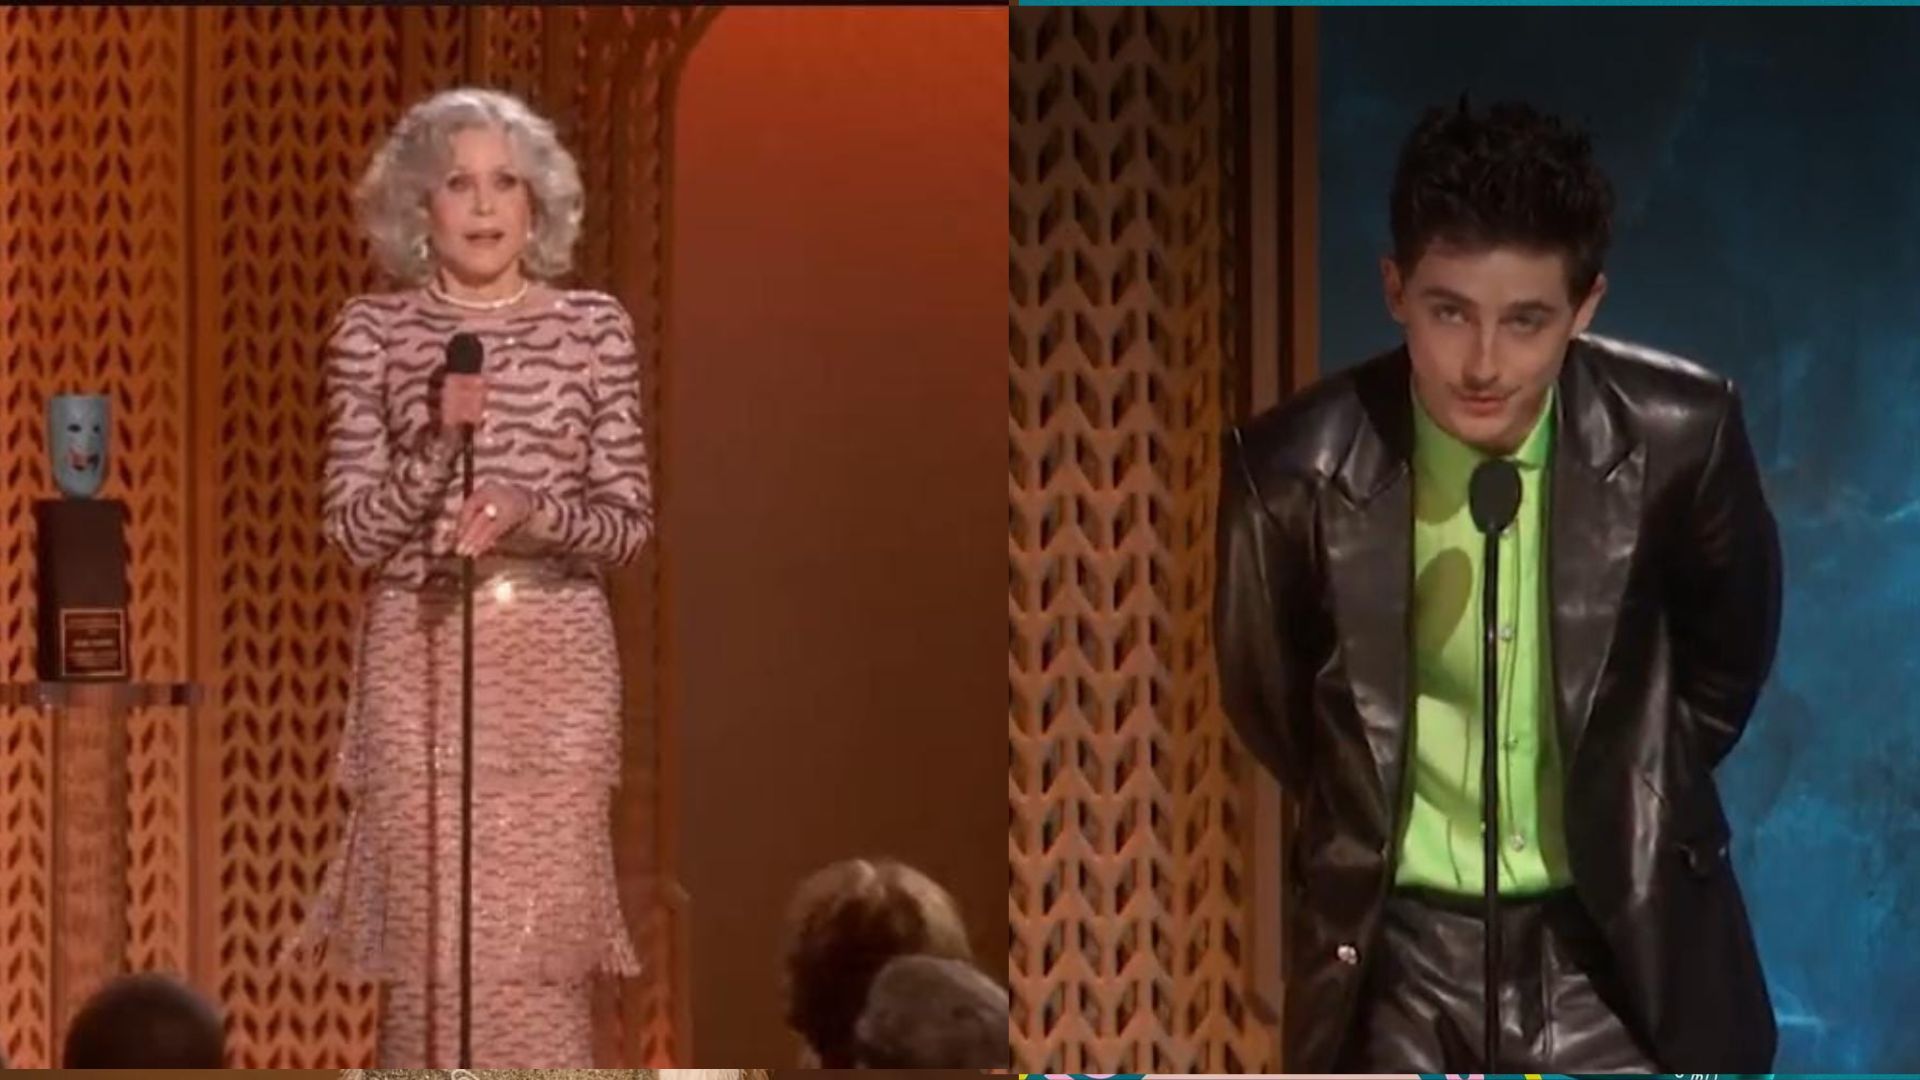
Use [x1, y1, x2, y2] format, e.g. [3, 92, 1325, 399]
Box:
[853, 954, 1011, 1069]
[63, 972, 224, 1068]
[783, 857, 972, 1067]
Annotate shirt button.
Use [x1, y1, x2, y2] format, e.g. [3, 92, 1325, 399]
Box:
[1510, 834, 1528, 852]
[1336, 943, 1359, 965]
[1499, 623, 1516, 642]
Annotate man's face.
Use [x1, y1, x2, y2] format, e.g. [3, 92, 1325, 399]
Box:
[1383, 240, 1607, 454]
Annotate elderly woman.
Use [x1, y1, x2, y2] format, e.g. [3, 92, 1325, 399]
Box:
[292, 87, 651, 1066]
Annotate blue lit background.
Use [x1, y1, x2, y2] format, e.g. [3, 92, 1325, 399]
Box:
[1316, 9, 1920, 1070]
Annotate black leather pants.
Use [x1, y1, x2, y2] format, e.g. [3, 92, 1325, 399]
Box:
[1344, 887, 1662, 1073]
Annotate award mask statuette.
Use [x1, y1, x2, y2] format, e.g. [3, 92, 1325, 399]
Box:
[50, 393, 108, 498]
[36, 394, 131, 681]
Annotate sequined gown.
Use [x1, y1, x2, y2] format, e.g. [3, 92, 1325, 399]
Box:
[293, 286, 651, 1066]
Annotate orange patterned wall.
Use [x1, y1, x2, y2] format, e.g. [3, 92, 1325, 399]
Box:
[1009, 8, 1274, 1072]
[0, 5, 709, 1068]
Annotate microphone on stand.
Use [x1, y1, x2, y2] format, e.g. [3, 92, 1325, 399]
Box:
[446, 332, 484, 436]
[1468, 457, 1521, 1073]
[444, 331, 482, 1068]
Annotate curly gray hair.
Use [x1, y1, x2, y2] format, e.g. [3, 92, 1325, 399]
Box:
[355, 87, 584, 284]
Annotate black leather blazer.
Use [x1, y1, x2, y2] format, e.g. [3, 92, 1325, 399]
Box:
[1214, 335, 1783, 1071]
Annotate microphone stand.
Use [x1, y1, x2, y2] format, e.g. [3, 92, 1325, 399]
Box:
[1469, 456, 1519, 1073]
[440, 332, 483, 1068]
[459, 430, 475, 1068]
[1479, 519, 1502, 1071]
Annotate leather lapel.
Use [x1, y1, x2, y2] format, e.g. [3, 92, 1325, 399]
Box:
[1549, 340, 1644, 771]
[1323, 352, 1414, 822]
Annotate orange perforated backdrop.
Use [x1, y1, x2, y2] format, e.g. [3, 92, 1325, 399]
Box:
[0, 5, 709, 1068]
[666, 5, 1009, 1065]
[1008, 8, 1276, 1072]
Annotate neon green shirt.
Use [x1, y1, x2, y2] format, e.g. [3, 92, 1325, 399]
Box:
[1396, 387, 1572, 895]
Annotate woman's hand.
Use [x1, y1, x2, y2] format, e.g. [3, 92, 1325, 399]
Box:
[454, 481, 534, 557]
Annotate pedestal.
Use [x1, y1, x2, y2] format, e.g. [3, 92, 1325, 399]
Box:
[2, 680, 198, 1051]
[33, 499, 132, 682]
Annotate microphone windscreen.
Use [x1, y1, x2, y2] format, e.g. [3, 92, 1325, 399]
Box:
[1469, 458, 1522, 534]
[446, 332, 484, 375]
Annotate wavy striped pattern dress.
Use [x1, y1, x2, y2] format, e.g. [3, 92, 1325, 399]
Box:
[294, 285, 651, 1066]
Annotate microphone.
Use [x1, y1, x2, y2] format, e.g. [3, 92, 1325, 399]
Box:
[1470, 458, 1521, 535]
[1468, 456, 1520, 1071]
[445, 332, 483, 442]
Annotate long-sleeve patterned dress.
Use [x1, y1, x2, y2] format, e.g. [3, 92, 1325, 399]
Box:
[293, 285, 651, 1067]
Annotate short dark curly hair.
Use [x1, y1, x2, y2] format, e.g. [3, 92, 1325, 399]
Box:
[1389, 97, 1615, 300]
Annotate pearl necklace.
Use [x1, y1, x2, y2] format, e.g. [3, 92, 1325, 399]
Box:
[428, 279, 531, 312]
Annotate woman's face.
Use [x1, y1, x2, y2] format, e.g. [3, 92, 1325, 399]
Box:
[426, 124, 533, 290]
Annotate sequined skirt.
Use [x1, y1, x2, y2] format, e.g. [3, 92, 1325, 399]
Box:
[290, 561, 641, 983]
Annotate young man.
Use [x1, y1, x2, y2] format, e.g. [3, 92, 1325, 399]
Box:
[1215, 100, 1781, 1072]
